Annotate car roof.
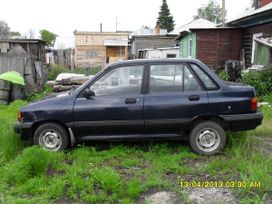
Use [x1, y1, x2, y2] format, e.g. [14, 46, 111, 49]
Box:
[108, 58, 202, 67]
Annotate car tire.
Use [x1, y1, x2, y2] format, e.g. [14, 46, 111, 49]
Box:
[189, 121, 226, 155]
[33, 123, 69, 151]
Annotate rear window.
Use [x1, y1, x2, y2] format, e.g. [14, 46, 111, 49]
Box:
[190, 64, 218, 90]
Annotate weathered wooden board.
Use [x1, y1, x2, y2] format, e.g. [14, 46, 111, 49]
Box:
[53, 85, 80, 92]
[0, 55, 25, 75]
[195, 29, 242, 69]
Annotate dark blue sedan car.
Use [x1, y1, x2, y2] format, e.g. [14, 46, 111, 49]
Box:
[15, 59, 263, 155]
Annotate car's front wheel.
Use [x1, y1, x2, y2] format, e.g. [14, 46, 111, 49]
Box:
[33, 123, 69, 151]
[189, 121, 226, 155]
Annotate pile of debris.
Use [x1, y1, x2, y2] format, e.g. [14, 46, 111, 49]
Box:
[46, 73, 93, 92]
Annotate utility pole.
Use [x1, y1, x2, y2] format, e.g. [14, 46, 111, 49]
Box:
[222, 0, 226, 27]
[116, 16, 118, 32]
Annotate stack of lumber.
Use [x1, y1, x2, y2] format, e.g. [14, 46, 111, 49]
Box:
[46, 73, 93, 92]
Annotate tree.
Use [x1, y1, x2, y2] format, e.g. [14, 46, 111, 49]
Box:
[0, 20, 10, 38]
[9, 31, 21, 37]
[193, 0, 226, 24]
[39, 29, 58, 47]
[251, 0, 261, 9]
[157, 0, 175, 33]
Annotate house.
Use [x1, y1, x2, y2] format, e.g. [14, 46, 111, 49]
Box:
[129, 25, 178, 59]
[0, 39, 47, 101]
[177, 27, 243, 69]
[175, 19, 242, 69]
[173, 18, 216, 59]
[176, 1, 272, 70]
[225, 1, 272, 68]
[74, 31, 129, 68]
[138, 47, 179, 59]
[129, 34, 178, 59]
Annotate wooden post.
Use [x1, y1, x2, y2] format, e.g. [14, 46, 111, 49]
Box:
[222, 0, 226, 27]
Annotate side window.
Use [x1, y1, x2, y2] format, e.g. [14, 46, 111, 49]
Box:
[190, 64, 218, 90]
[90, 65, 143, 96]
[184, 67, 201, 91]
[149, 64, 183, 93]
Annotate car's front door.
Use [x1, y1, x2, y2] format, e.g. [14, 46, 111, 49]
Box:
[144, 63, 209, 135]
[73, 65, 145, 140]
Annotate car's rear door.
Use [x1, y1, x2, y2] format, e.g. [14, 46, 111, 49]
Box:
[73, 64, 145, 140]
[144, 62, 209, 135]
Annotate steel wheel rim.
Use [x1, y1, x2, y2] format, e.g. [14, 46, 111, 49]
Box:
[39, 129, 62, 151]
[195, 128, 221, 153]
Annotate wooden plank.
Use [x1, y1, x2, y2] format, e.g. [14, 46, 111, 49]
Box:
[53, 85, 80, 92]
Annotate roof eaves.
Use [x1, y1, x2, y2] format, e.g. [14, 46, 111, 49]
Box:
[226, 2, 272, 25]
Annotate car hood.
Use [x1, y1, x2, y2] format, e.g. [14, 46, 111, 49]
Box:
[21, 92, 75, 112]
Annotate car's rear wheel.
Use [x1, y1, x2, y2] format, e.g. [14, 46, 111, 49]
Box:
[189, 121, 226, 155]
[33, 123, 69, 151]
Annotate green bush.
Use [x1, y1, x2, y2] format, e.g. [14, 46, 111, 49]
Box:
[48, 65, 70, 81]
[0, 100, 27, 162]
[92, 167, 121, 192]
[126, 178, 143, 199]
[241, 69, 272, 96]
[261, 93, 272, 103]
[4, 146, 50, 184]
[25, 85, 53, 102]
[218, 70, 229, 81]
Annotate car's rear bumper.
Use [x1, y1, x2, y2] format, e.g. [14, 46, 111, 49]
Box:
[220, 112, 263, 131]
[14, 122, 33, 140]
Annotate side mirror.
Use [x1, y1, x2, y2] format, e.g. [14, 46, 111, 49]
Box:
[83, 88, 95, 99]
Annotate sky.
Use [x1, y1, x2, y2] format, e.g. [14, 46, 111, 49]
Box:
[0, 0, 251, 48]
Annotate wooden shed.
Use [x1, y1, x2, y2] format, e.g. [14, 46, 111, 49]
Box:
[192, 28, 243, 69]
[176, 27, 242, 69]
[0, 39, 47, 103]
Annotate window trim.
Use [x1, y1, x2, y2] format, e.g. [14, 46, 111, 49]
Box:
[146, 62, 204, 94]
[78, 63, 146, 98]
[187, 62, 219, 91]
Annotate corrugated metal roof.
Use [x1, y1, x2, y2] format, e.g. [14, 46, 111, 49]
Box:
[227, 2, 272, 24]
[171, 18, 216, 35]
[0, 39, 46, 44]
[103, 39, 128, 46]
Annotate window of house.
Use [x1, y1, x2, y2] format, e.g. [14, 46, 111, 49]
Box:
[252, 33, 263, 64]
[86, 51, 98, 59]
[180, 42, 183, 58]
[188, 37, 193, 58]
[166, 54, 176, 58]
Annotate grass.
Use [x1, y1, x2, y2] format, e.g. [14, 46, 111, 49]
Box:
[0, 99, 271, 203]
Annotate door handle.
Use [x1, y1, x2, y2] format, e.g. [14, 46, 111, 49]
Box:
[125, 98, 139, 104]
[188, 95, 200, 101]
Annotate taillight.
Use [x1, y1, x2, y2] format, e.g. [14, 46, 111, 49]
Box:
[17, 111, 22, 121]
[251, 97, 258, 111]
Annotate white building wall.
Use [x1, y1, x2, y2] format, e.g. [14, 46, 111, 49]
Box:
[145, 48, 179, 59]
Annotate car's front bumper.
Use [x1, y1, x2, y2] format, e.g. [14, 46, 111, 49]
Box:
[220, 112, 263, 131]
[14, 122, 33, 140]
